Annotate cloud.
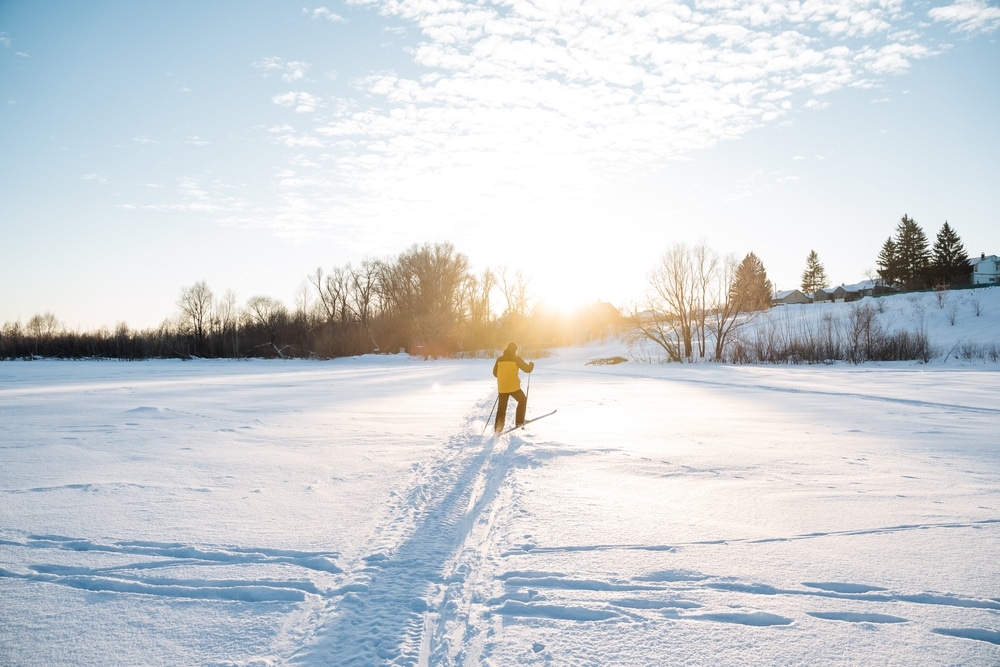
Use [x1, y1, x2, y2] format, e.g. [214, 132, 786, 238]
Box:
[343, 10, 914, 144]
[272, 91, 322, 113]
[857, 42, 931, 74]
[305, 7, 348, 23]
[1, 32, 30, 57]
[274, 131, 326, 147]
[929, 0, 1000, 33]
[234, 1, 974, 241]
[253, 56, 311, 82]
[284, 61, 310, 82]
[120, 177, 251, 215]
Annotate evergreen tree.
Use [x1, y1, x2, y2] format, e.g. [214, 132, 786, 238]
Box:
[800, 250, 828, 295]
[929, 221, 971, 287]
[893, 214, 930, 290]
[729, 252, 774, 312]
[876, 237, 901, 288]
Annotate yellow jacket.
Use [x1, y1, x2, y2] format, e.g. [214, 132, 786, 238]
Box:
[493, 350, 534, 394]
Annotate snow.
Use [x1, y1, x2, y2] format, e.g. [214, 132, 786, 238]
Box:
[2, 289, 1000, 666]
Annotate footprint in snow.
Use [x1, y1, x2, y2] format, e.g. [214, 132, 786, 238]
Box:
[807, 611, 908, 624]
[686, 611, 793, 627]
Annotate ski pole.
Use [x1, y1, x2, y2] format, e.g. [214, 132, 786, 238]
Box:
[523, 367, 532, 420]
[482, 394, 499, 436]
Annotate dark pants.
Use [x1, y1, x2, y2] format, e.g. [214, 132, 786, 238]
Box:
[495, 390, 527, 433]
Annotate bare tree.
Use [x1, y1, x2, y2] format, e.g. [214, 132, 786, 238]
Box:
[26, 312, 62, 338]
[378, 242, 471, 355]
[460, 267, 498, 351]
[348, 259, 383, 353]
[499, 267, 531, 319]
[26, 312, 62, 357]
[638, 242, 698, 361]
[177, 281, 214, 355]
[216, 289, 239, 357]
[692, 242, 719, 358]
[638, 243, 762, 362]
[707, 254, 743, 360]
[244, 295, 288, 357]
[293, 280, 317, 353]
[310, 266, 351, 325]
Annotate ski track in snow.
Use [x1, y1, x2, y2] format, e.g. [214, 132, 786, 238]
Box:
[284, 397, 530, 665]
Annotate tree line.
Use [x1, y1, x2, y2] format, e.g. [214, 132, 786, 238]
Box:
[800, 214, 974, 295]
[0, 242, 625, 361]
[1, 215, 983, 363]
[875, 216, 972, 291]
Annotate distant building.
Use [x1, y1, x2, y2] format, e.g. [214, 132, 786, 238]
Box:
[771, 289, 811, 306]
[813, 280, 893, 303]
[814, 285, 857, 303]
[972, 253, 999, 285]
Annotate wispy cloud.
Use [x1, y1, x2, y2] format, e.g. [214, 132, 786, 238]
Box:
[254, 56, 311, 82]
[1, 32, 30, 57]
[237, 1, 995, 240]
[929, 0, 1000, 33]
[305, 7, 348, 23]
[272, 91, 322, 113]
[120, 177, 250, 215]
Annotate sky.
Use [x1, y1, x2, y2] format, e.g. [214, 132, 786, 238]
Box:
[1, 0, 998, 331]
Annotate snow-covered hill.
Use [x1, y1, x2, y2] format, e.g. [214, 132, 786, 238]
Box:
[627, 286, 1000, 365]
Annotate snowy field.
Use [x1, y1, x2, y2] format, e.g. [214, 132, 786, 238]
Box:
[2, 289, 999, 666]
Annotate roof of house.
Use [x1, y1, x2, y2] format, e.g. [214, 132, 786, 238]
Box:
[843, 279, 879, 292]
[816, 280, 879, 293]
[972, 254, 998, 268]
[773, 289, 806, 299]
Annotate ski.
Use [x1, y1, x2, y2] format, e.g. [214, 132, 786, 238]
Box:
[498, 410, 556, 435]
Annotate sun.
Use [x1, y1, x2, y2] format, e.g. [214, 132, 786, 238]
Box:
[527, 265, 625, 318]
[532, 292, 594, 317]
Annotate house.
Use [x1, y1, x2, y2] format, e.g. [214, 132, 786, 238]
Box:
[813, 280, 889, 303]
[856, 280, 896, 298]
[814, 285, 855, 302]
[771, 289, 811, 306]
[972, 253, 1000, 285]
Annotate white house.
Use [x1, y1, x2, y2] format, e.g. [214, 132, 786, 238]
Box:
[972, 253, 1000, 285]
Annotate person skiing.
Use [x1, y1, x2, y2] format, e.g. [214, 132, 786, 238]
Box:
[492, 342, 535, 433]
